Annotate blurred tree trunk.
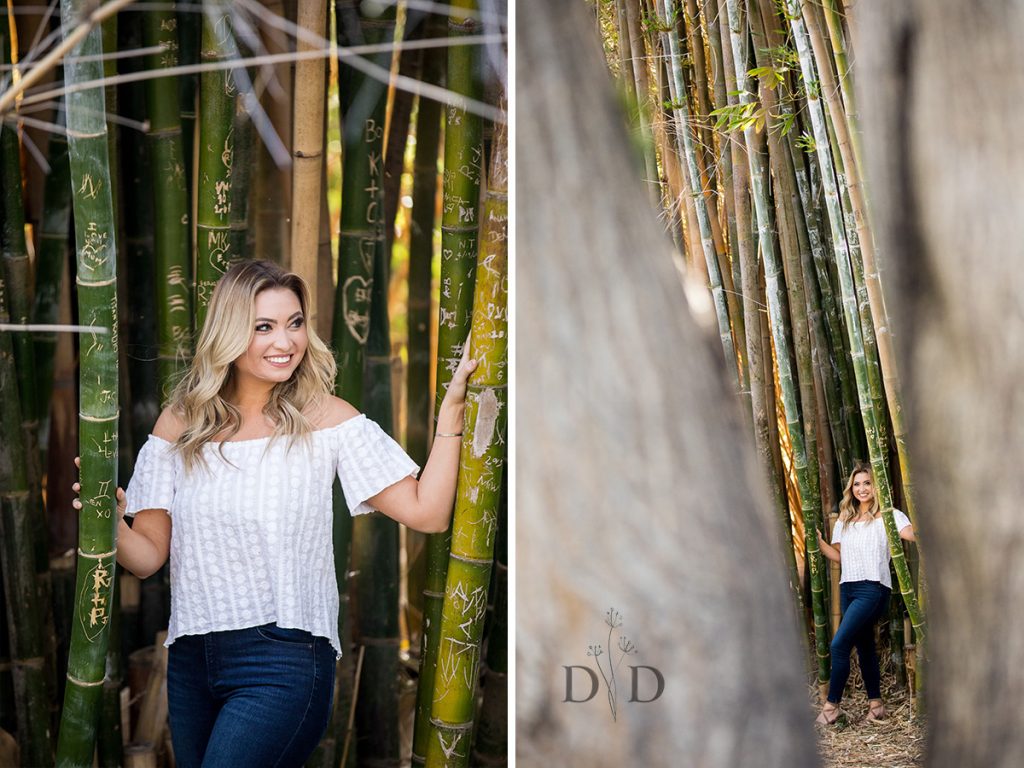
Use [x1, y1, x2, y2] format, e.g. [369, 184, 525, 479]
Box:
[516, 1, 817, 765]
[858, 1, 1024, 764]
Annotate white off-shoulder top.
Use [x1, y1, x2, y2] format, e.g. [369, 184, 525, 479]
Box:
[123, 414, 419, 659]
[831, 508, 912, 589]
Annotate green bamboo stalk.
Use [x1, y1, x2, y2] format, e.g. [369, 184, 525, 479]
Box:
[143, 7, 193, 403]
[333, 6, 397, 765]
[352, 233, 402, 763]
[425, 109, 507, 768]
[0, 172, 53, 767]
[177, 0, 199, 198]
[411, 2, 484, 761]
[383, 6, 428, 249]
[815, 0, 864, 187]
[332, 0, 393, 405]
[405, 17, 446, 648]
[195, 0, 236, 329]
[120, 23, 160, 476]
[31, 104, 71, 455]
[655, 0, 740, 391]
[54, 1, 120, 763]
[724, 0, 830, 684]
[782, 0, 924, 638]
[470, 481, 507, 766]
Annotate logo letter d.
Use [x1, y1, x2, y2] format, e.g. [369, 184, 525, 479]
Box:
[628, 665, 665, 703]
[562, 666, 599, 703]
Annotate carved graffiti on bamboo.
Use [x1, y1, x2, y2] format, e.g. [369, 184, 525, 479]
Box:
[78, 173, 101, 200]
[109, 291, 119, 352]
[85, 300, 113, 357]
[87, 479, 113, 519]
[91, 429, 116, 461]
[207, 230, 231, 273]
[158, 18, 179, 67]
[342, 276, 372, 343]
[197, 280, 216, 313]
[434, 730, 465, 761]
[168, 265, 189, 314]
[79, 557, 113, 641]
[358, 237, 375, 275]
[79, 221, 109, 270]
[436, 580, 489, 700]
[214, 179, 232, 217]
[486, 209, 508, 241]
[365, 118, 383, 227]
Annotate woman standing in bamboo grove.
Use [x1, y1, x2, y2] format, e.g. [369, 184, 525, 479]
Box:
[72, 260, 476, 767]
[816, 462, 916, 725]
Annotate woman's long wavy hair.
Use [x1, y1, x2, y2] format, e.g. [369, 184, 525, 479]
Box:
[168, 260, 337, 472]
[837, 461, 880, 524]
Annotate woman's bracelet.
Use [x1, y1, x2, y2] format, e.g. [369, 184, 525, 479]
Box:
[436, 431, 463, 438]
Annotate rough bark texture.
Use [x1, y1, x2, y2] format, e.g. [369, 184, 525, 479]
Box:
[857, 2, 1024, 765]
[516, 2, 818, 765]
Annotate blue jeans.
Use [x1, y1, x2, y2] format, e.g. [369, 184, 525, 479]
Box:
[827, 580, 891, 704]
[167, 624, 335, 768]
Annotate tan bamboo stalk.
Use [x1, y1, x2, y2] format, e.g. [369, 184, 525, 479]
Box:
[289, 0, 327, 322]
[621, 0, 660, 205]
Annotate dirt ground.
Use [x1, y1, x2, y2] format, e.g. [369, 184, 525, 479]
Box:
[813, 654, 925, 768]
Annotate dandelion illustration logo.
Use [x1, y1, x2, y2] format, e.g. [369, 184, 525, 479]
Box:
[562, 607, 665, 721]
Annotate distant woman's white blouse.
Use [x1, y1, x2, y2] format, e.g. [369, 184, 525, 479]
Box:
[831, 509, 912, 589]
[124, 415, 418, 658]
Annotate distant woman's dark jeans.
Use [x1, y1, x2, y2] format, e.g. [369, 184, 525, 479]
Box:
[827, 580, 891, 705]
[167, 623, 335, 767]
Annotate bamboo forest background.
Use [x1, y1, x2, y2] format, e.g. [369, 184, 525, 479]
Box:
[590, 0, 923, 699]
[0, 1, 507, 766]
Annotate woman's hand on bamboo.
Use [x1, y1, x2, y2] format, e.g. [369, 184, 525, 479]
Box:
[72, 456, 127, 519]
[443, 335, 479, 408]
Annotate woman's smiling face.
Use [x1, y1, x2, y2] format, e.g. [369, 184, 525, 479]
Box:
[852, 471, 874, 505]
[233, 287, 308, 387]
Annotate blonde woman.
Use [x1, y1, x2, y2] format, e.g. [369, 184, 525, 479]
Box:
[815, 462, 916, 725]
[73, 260, 476, 767]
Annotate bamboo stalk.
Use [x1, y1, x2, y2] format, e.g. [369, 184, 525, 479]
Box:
[54, 1, 121, 763]
[724, 0, 830, 685]
[470, 482, 507, 765]
[31, 102, 72, 456]
[195, 0, 236, 329]
[143, 7, 193, 403]
[332, 0, 393, 406]
[353, 193, 401, 763]
[0, 132, 53, 761]
[715, 0, 789, 570]
[425, 107, 507, 768]
[290, 0, 327, 316]
[404, 15, 446, 649]
[412, 2, 484, 761]
[655, 0, 740, 390]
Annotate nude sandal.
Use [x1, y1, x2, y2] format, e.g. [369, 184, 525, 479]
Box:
[815, 703, 845, 726]
[865, 699, 887, 723]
